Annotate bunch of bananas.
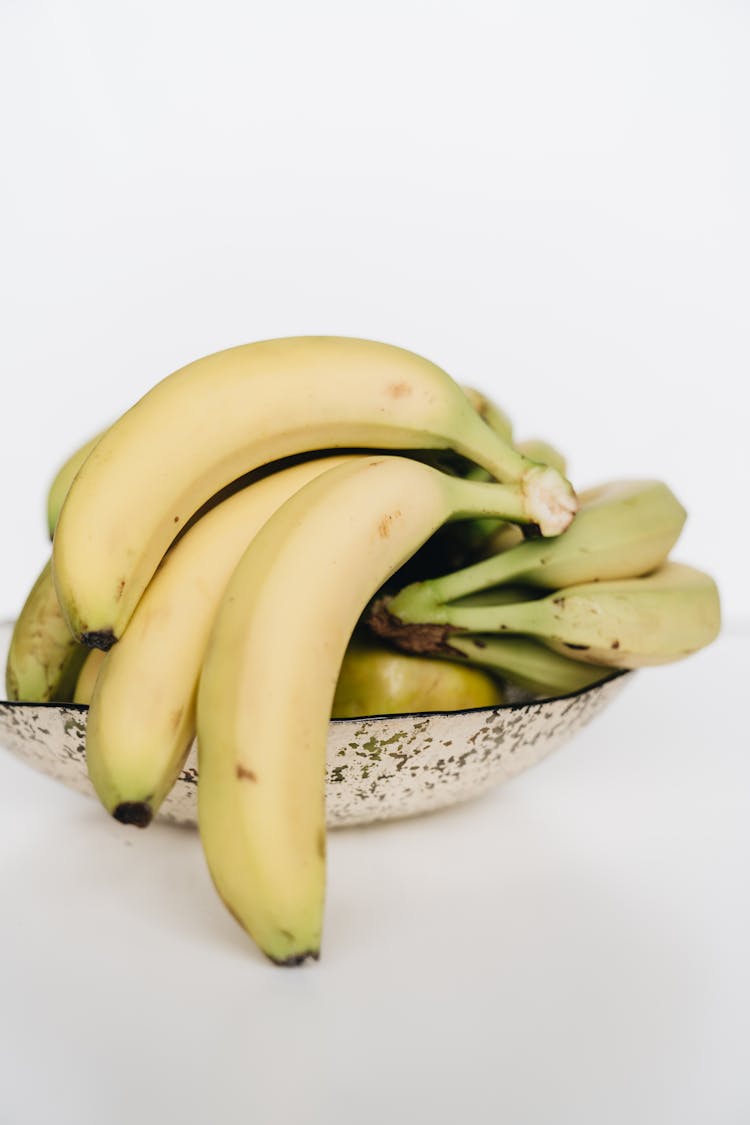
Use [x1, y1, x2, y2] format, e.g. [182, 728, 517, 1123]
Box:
[5, 336, 720, 965]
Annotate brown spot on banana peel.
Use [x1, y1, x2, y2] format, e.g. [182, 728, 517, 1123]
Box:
[387, 382, 412, 398]
[377, 510, 402, 538]
[367, 598, 466, 657]
[236, 764, 258, 782]
[317, 828, 326, 860]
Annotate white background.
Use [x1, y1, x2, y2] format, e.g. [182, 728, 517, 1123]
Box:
[1, 4, 749, 1124]
[0, 0, 748, 622]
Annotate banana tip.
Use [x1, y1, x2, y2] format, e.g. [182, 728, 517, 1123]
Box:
[80, 629, 117, 651]
[113, 802, 153, 828]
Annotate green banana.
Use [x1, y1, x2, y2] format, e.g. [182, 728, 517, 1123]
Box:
[461, 386, 514, 444]
[444, 635, 615, 697]
[373, 562, 721, 669]
[5, 560, 86, 702]
[332, 637, 503, 717]
[515, 438, 567, 478]
[387, 479, 687, 621]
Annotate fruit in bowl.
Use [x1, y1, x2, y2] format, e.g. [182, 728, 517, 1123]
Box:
[2, 336, 720, 964]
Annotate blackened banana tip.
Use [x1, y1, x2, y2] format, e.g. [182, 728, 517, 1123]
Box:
[113, 802, 153, 828]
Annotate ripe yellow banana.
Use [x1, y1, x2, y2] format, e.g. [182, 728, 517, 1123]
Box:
[375, 562, 721, 669]
[46, 432, 102, 538]
[52, 337, 577, 647]
[332, 637, 503, 717]
[197, 455, 553, 964]
[387, 479, 687, 621]
[73, 648, 106, 705]
[5, 560, 86, 703]
[85, 455, 360, 827]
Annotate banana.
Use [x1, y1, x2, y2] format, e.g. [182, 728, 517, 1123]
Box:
[387, 479, 687, 620]
[444, 635, 615, 697]
[85, 455, 361, 827]
[461, 386, 514, 443]
[516, 438, 567, 478]
[52, 337, 577, 647]
[197, 455, 554, 964]
[73, 648, 106, 705]
[5, 560, 86, 703]
[46, 432, 102, 538]
[374, 562, 721, 669]
[332, 636, 504, 717]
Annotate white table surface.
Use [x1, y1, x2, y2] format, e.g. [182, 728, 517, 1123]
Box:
[1, 629, 748, 1125]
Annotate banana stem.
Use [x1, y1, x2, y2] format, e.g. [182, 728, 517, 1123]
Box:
[390, 534, 549, 618]
[448, 477, 538, 527]
[456, 413, 577, 537]
[391, 589, 548, 635]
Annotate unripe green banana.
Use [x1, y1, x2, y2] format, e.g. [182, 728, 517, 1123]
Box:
[445, 635, 615, 697]
[515, 438, 567, 478]
[332, 637, 504, 717]
[461, 386, 514, 444]
[46, 432, 102, 538]
[374, 562, 721, 669]
[388, 479, 687, 620]
[5, 560, 86, 702]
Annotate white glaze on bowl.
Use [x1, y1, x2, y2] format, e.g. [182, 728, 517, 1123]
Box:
[0, 623, 629, 827]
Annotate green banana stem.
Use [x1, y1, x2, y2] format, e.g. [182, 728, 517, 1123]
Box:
[447, 476, 548, 526]
[390, 534, 548, 619]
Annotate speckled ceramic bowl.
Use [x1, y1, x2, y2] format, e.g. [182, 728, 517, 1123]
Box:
[0, 622, 630, 827]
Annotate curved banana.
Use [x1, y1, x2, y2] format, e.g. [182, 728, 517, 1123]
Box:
[388, 479, 687, 619]
[375, 562, 721, 669]
[5, 560, 85, 703]
[461, 386, 514, 444]
[332, 637, 503, 717]
[515, 438, 567, 478]
[85, 455, 361, 827]
[197, 455, 552, 965]
[52, 337, 577, 647]
[444, 635, 614, 697]
[46, 432, 102, 538]
[73, 648, 106, 705]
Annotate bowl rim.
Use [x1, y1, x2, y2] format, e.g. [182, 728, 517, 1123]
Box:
[0, 618, 630, 721]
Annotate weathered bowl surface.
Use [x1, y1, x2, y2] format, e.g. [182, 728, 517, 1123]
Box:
[0, 622, 629, 827]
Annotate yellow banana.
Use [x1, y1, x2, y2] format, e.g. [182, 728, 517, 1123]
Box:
[73, 648, 106, 705]
[46, 432, 102, 538]
[52, 337, 576, 647]
[85, 455, 360, 827]
[5, 560, 85, 703]
[197, 455, 552, 964]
